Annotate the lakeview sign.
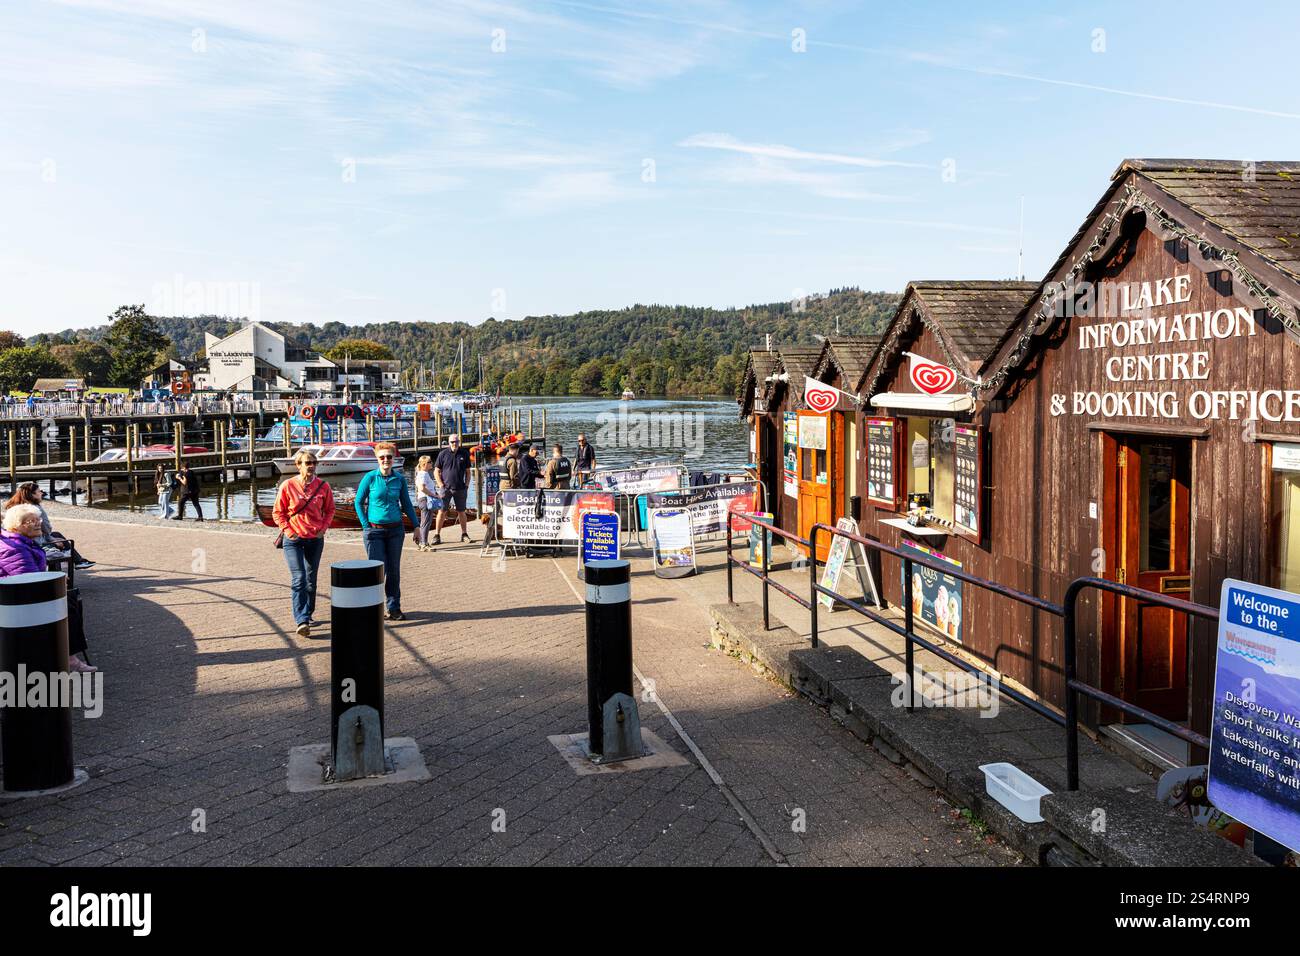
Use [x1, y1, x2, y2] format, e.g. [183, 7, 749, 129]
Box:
[1049, 272, 1300, 422]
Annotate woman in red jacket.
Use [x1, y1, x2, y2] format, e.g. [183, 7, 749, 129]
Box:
[273, 450, 335, 638]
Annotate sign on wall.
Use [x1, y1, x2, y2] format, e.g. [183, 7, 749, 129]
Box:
[899, 539, 964, 643]
[953, 425, 981, 539]
[865, 417, 898, 507]
[1048, 270, 1300, 422]
[783, 412, 798, 499]
[798, 413, 827, 450]
[1274, 443, 1300, 472]
[1208, 578, 1300, 852]
[645, 482, 758, 538]
[804, 376, 855, 413]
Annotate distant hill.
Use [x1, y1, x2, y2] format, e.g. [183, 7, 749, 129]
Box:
[37, 288, 900, 397]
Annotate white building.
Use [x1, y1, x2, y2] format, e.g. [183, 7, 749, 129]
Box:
[192, 322, 339, 395]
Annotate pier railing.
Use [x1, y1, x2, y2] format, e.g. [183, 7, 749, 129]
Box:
[724, 513, 1217, 791]
[0, 399, 270, 420]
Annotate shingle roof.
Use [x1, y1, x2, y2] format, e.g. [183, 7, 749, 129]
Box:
[1118, 159, 1300, 284]
[737, 347, 779, 412]
[908, 281, 1038, 367]
[814, 336, 881, 390]
[776, 345, 825, 386]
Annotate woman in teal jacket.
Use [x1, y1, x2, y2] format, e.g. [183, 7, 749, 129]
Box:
[355, 442, 418, 620]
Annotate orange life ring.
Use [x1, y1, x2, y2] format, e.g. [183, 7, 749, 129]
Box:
[324, 405, 338, 420]
[301, 404, 315, 419]
[343, 405, 355, 419]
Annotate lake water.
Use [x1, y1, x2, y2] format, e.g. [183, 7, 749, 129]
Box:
[77, 395, 748, 522]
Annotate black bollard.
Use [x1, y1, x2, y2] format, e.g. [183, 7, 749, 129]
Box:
[584, 559, 642, 762]
[329, 559, 387, 781]
[0, 571, 73, 792]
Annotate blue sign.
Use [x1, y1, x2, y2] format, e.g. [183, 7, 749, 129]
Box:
[581, 512, 620, 564]
[1209, 578, 1300, 853]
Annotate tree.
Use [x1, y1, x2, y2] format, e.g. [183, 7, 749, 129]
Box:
[51, 341, 113, 385]
[0, 331, 25, 353]
[324, 338, 393, 362]
[103, 304, 170, 387]
[0, 346, 69, 393]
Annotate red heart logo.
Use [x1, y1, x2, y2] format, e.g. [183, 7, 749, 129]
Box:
[806, 385, 837, 412]
[911, 361, 957, 395]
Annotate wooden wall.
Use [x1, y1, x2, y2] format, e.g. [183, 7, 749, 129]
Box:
[860, 226, 1300, 729]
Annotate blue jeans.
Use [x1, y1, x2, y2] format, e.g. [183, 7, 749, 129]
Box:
[283, 535, 324, 625]
[363, 525, 405, 612]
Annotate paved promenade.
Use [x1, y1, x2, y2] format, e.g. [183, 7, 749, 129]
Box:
[0, 506, 1022, 867]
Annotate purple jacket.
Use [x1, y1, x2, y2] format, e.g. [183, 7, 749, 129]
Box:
[0, 531, 48, 577]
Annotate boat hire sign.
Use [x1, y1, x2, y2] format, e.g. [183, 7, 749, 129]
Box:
[1208, 579, 1300, 852]
[1050, 271, 1300, 422]
[500, 490, 615, 542]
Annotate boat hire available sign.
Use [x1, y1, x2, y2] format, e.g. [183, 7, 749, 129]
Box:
[1209, 579, 1300, 852]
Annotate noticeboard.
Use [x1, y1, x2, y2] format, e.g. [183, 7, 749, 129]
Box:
[865, 417, 899, 508]
[953, 424, 981, 540]
[1208, 578, 1300, 852]
[783, 412, 798, 499]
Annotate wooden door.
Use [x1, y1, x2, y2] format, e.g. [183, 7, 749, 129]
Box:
[1112, 437, 1192, 722]
[796, 411, 833, 560]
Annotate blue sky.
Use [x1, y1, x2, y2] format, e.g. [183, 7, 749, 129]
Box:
[5, 0, 1300, 335]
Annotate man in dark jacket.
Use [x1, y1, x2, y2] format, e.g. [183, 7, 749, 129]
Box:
[515, 443, 541, 490]
[172, 462, 204, 521]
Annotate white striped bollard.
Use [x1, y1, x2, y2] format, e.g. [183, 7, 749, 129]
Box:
[584, 559, 643, 763]
[0, 571, 73, 792]
[330, 560, 387, 781]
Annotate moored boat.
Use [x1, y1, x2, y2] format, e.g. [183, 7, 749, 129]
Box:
[272, 442, 406, 476]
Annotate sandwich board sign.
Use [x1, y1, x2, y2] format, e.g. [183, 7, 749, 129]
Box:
[650, 507, 696, 578]
[816, 517, 881, 611]
[1207, 578, 1300, 852]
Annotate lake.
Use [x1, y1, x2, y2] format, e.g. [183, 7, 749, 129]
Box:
[76, 395, 748, 521]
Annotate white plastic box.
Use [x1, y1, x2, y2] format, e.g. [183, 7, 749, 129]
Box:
[978, 762, 1052, 823]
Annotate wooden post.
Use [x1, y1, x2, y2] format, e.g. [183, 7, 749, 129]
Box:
[125, 428, 134, 485]
[528, 408, 534, 441]
[541, 407, 546, 438]
[68, 425, 77, 506]
[248, 419, 255, 472]
[218, 420, 227, 472]
[436, 413, 442, 449]
[284, 417, 292, 456]
[366, 414, 375, 443]
[83, 422, 91, 465]
[174, 421, 183, 471]
[28, 426, 35, 467]
[456, 412, 463, 443]
[7, 429, 15, 490]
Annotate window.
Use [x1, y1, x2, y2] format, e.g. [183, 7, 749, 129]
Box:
[906, 419, 930, 505]
[930, 419, 955, 525]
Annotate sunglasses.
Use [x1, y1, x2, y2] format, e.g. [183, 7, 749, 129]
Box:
[377, 455, 394, 460]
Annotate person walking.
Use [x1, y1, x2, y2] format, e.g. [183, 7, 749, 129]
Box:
[355, 441, 417, 621]
[574, 433, 597, 485]
[273, 450, 335, 637]
[172, 462, 204, 520]
[154, 463, 175, 519]
[413, 455, 437, 552]
[432, 434, 472, 546]
[543, 443, 572, 490]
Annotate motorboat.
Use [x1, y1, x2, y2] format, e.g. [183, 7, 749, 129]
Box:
[90, 444, 209, 463]
[621, 388, 635, 401]
[272, 442, 405, 476]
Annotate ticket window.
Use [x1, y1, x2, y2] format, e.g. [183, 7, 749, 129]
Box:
[902, 418, 955, 523]
[1276, 468, 1300, 593]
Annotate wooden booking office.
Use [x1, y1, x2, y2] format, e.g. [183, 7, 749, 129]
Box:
[744, 160, 1300, 768]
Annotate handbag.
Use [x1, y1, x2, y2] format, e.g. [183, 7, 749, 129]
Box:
[274, 479, 326, 549]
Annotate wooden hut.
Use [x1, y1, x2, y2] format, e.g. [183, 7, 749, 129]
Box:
[860, 159, 1300, 763]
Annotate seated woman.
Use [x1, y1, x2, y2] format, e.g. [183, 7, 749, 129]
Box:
[4, 482, 94, 570]
[0, 503, 97, 673]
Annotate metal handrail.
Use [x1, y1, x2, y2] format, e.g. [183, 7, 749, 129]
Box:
[1062, 577, 1216, 790]
[725, 512, 1221, 792]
